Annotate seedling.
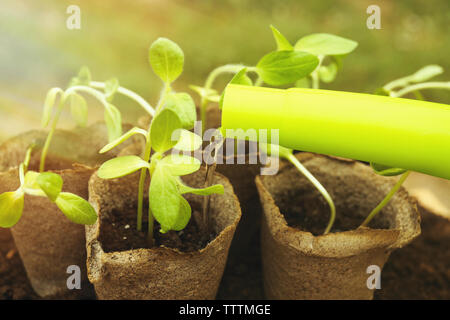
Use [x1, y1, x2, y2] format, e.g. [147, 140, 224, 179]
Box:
[97, 38, 224, 245]
[0, 145, 97, 228]
[206, 27, 358, 234]
[362, 64, 450, 226]
[40, 66, 155, 172]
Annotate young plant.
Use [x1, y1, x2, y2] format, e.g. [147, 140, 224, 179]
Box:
[215, 27, 358, 234]
[40, 66, 155, 172]
[97, 38, 224, 245]
[0, 145, 97, 228]
[192, 25, 327, 132]
[362, 64, 450, 227]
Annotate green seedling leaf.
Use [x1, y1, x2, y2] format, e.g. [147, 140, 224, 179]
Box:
[294, 33, 358, 56]
[256, 50, 319, 86]
[104, 78, 119, 102]
[42, 88, 64, 127]
[318, 62, 338, 83]
[55, 192, 97, 225]
[150, 108, 182, 153]
[164, 92, 196, 130]
[0, 191, 24, 228]
[100, 127, 147, 154]
[77, 66, 91, 86]
[37, 172, 63, 202]
[173, 129, 202, 151]
[149, 37, 184, 84]
[98, 155, 150, 179]
[172, 195, 191, 231]
[70, 92, 88, 127]
[159, 154, 201, 176]
[149, 164, 182, 233]
[370, 162, 407, 176]
[23, 171, 40, 189]
[270, 25, 294, 51]
[295, 77, 311, 88]
[104, 103, 122, 141]
[177, 180, 224, 195]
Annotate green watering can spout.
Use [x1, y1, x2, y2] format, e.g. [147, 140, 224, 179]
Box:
[221, 84, 450, 180]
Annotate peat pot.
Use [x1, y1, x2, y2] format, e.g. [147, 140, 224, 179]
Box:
[86, 168, 241, 299]
[256, 153, 421, 300]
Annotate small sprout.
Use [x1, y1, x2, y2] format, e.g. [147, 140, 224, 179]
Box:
[0, 145, 97, 228]
[98, 37, 222, 245]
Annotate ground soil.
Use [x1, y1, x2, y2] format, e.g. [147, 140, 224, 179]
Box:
[1, 206, 448, 300]
[99, 204, 216, 253]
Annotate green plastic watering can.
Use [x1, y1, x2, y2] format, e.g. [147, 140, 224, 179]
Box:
[221, 84, 450, 180]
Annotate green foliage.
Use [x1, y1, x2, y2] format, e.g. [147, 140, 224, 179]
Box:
[99, 127, 147, 154]
[0, 146, 98, 228]
[163, 92, 196, 130]
[42, 87, 64, 127]
[104, 103, 122, 141]
[150, 109, 182, 153]
[69, 93, 88, 127]
[256, 50, 319, 86]
[294, 33, 358, 56]
[370, 163, 408, 176]
[96, 37, 223, 239]
[104, 78, 119, 102]
[37, 172, 63, 202]
[270, 25, 293, 51]
[55, 192, 97, 225]
[149, 37, 184, 84]
[97, 155, 150, 179]
[0, 191, 24, 228]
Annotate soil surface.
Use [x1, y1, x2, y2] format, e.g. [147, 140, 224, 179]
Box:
[1, 206, 448, 300]
[99, 204, 216, 253]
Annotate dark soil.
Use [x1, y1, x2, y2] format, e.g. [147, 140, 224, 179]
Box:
[1, 206, 448, 300]
[277, 188, 389, 236]
[99, 203, 216, 253]
[0, 231, 38, 300]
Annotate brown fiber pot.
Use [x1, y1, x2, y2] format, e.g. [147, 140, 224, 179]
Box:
[0, 122, 136, 298]
[205, 104, 263, 257]
[86, 168, 241, 300]
[256, 153, 421, 300]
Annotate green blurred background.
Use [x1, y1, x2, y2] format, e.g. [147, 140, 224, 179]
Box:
[0, 0, 449, 143]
